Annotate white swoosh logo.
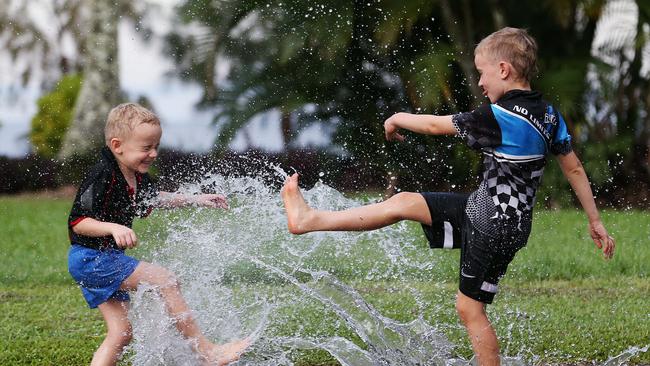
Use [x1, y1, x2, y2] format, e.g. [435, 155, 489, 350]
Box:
[461, 269, 476, 278]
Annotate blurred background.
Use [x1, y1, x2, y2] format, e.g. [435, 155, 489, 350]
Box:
[1, 0, 649, 208]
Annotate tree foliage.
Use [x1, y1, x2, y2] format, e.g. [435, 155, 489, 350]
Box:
[58, 0, 155, 158]
[0, 0, 154, 159]
[30, 74, 82, 158]
[0, 0, 86, 91]
[0, 0, 647, 205]
[99, 1, 650, 201]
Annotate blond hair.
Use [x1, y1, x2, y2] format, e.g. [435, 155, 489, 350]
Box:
[104, 103, 160, 145]
[475, 27, 538, 82]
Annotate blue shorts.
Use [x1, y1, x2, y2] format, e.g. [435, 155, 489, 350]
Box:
[68, 244, 140, 308]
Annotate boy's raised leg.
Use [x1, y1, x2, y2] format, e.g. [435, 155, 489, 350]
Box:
[121, 262, 250, 365]
[281, 173, 432, 234]
[93, 300, 132, 366]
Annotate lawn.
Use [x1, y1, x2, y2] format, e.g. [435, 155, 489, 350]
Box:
[0, 196, 648, 365]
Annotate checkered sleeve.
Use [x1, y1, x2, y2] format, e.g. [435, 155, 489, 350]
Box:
[452, 104, 502, 150]
[550, 111, 573, 155]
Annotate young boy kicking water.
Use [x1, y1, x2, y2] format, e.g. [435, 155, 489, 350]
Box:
[281, 27, 615, 366]
[67, 103, 249, 365]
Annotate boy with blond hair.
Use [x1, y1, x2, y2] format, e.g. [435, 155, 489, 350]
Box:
[281, 28, 615, 365]
[68, 103, 248, 365]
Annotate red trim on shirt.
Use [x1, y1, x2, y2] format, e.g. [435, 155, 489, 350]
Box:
[70, 216, 88, 227]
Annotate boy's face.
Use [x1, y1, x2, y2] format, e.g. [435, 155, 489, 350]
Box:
[111, 123, 162, 175]
[474, 52, 509, 103]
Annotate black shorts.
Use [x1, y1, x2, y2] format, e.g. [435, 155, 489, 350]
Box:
[420, 192, 527, 304]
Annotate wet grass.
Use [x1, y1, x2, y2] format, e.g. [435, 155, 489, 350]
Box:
[0, 196, 648, 365]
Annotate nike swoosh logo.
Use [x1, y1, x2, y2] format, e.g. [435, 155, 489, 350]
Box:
[461, 269, 476, 278]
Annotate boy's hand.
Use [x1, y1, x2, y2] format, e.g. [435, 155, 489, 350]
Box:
[195, 194, 229, 209]
[384, 115, 406, 142]
[589, 220, 615, 259]
[109, 223, 138, 249]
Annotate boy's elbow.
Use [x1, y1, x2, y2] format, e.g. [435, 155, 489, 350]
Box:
[570, 166, 584, 175]
[71, 224, 82, 234]
[70, 217, 89, 234]
[566, 162, 586, 178]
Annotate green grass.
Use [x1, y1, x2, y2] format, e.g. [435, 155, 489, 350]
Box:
[0, 196, 648, 365]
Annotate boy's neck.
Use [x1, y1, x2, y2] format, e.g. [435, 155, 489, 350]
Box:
[505, 80, 531, 92]
[115, 157, 137, 188]
[106, 146, 137, 188]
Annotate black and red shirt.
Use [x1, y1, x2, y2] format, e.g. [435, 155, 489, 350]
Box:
[68, 146, 158, 250]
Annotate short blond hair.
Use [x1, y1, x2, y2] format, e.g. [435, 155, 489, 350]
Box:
[475, 27, 538, 82]
[104, 103, 160, 145]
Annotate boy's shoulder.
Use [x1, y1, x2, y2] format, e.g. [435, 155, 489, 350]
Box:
[490, 89, 557, 122]
[75, 147, 119, 196]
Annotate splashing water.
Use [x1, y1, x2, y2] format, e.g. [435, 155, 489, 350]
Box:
[252, 262, 455, 365]
[124, 163, 648, 365]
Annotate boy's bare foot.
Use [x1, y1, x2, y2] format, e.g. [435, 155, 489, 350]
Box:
[200, 338, 251, 366]
[280, 174, 314, 234]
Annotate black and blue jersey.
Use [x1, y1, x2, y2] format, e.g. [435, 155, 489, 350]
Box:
[452, 89, 572, 237]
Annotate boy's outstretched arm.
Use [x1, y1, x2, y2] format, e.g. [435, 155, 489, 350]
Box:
[384, 112, 457, 141]
[556, 151, 615, 258]
[157, 191, 228, 209]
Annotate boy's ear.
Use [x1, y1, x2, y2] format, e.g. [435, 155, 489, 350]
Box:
[499, 61, 511, 80]
[110, 138, 123, 154]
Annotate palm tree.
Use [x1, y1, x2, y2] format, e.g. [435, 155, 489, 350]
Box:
[163, 2, 541, 191]
[169, 1, 650, 194]
[1, 0, 151, 158]
[58, 0, 152, 158]
[58, 0, 120, 158]
[165, 0, 339, 150]
[167, 1, 467, 141]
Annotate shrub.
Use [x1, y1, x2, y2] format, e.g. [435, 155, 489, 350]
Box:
[30, 74, 82, 158]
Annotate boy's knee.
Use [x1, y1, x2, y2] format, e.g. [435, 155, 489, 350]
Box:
[455, 296, 486, 324]
[146, 265, 180, 289]
[121, 328, 133, 346]
[389, 192, 417, 203]
[158, 268, 180, 289]
[108, 324, 133, 347]
[385, 192, 420, 219]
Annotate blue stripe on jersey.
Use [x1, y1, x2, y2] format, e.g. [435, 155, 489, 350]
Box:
[550, 105, 571, 145]
[490, 104, 547, 157]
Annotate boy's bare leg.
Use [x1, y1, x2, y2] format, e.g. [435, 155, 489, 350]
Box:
[281, 173, 432, 234]
[121, 262, 250, 365]
[92, 299, 132, 366]
[456, 292, 500, 366]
